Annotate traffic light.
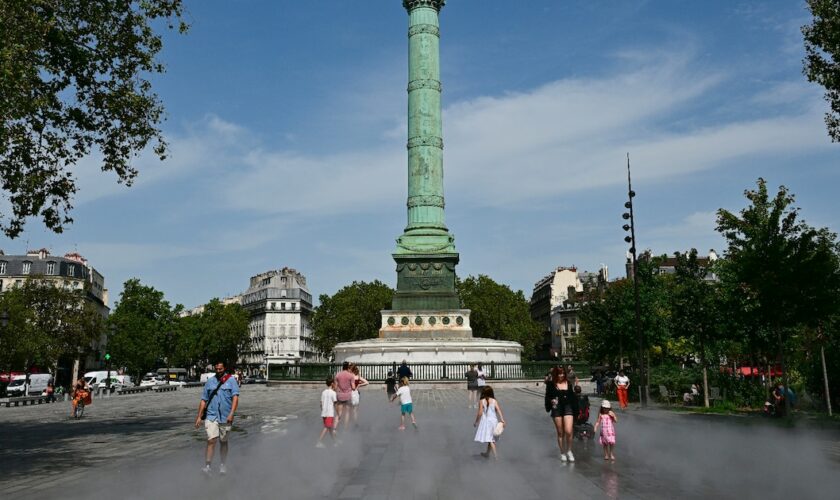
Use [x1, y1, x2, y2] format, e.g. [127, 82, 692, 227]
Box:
[104, 353, 111, 361]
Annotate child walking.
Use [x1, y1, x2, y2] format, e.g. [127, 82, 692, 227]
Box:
[473, 386, 506, 459]
[390, 377, 417, 430]
[593, 399, 617, 461]
[316, 377, 337, 448]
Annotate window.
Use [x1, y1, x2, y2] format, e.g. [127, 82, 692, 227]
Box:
[22, 261, 31, 274]
[46, 261, 56, 275]
[281, 302, 286, 311]
[291, 303, 297, 311]
[280, 289, 287, 297]
[68, 265, 75, 277]
[0, 261, 6, 275]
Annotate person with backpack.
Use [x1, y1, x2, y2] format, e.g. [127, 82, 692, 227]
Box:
[195, 361, 240, 476]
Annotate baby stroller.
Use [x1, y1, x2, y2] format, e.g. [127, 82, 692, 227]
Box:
[573, 394, 594, 440]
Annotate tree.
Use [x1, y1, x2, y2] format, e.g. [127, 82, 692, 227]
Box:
[193, 299, 250, 370]
[457, 275, 543, 359]
[107, 278, 174, 381]
[0, 0, 187, 238]
[803, 0, 840, 142]
[0, 285, 39, 377]
[311, 281, 394, 357]
[716, 178, 839, 416]
[670, 249, 723, 407]
[578, 257, 669, 371]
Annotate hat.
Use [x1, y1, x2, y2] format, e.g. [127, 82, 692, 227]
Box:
[601, 400, 612, 409]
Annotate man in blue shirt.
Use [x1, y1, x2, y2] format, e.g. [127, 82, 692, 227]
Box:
[195, 361, 240, 476]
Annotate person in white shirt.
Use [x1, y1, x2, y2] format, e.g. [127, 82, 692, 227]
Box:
[390, 377, 417, 430]
[317, 377, 337, 447]
[614, 370, 630, 409]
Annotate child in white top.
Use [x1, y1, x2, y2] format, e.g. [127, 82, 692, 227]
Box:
[317, 377, 337, 447]
[390, 377, 417, 430]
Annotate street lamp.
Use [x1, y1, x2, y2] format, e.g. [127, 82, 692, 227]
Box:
[622, 154, 647, 407]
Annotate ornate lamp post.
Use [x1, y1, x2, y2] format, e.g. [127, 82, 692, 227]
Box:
[622, 154, 647, 407]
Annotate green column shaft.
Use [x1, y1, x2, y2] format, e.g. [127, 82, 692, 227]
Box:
[406, 4, 446, 231]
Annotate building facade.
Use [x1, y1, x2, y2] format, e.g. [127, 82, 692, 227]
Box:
[531, 265, 608, 360]
[0, 248, 110, 383]
[188, 267, 318, 374]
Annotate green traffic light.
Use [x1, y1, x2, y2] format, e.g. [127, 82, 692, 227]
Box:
[105, 353, 111, 361]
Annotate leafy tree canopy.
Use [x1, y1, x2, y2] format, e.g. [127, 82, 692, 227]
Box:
[0, 0, 187, 238]
[457, 274, 543, 359]
[107, 278, 174, 378]
[311, 280, 394, 357]
[803, 0, 840, 142]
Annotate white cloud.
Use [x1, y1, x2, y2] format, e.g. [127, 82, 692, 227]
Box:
[199, 54, 833, 217]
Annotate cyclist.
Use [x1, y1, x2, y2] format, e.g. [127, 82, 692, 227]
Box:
[71, 377, 91, 417]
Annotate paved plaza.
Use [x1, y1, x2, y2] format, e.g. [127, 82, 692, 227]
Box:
[1, 385, 839, 499]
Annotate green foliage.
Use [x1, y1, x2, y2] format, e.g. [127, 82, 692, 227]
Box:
[311, 280, 395, 356]
[0, 0, 187, 238]
[190, 299, 250, 369]
[803, 0, 840, 142]
[0, 277, 102, 372]
[457, 275, 543, 358]
[107, 278, 174, 379]
[577, 257, 669, 367]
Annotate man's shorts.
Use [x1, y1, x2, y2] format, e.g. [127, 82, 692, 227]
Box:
[205, 419, 231, 442]
[401, 402, 413, 414]
[323, 416, 334, 429]
[335, 399, 350, 406]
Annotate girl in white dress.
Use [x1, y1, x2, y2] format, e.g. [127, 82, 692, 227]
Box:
[474, 386, 506, 459]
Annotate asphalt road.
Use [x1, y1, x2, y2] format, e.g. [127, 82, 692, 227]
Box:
[1, 385, 838, 499]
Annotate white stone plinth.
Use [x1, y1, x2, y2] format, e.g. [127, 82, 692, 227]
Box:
[333, 337, 522, 364]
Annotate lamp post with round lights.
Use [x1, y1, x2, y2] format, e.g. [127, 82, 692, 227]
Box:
[622, 154, 647, 407]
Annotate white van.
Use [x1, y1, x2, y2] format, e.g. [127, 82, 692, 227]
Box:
[6, 374, 51, 396]
[83, 370, 117, 387]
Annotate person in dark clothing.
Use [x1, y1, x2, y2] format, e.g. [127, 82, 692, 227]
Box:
[397, 360, 412, 380]
[545, 366, 579, 462]
[385, 371, 397, 400]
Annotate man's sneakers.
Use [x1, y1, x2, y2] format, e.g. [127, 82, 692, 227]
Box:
[219, 463, 227, 475]
[411, 421, 418, 430]
[201, 464, 212, 476]
[560, 452, 568, 462]
[566, 451, 575, 463]
[315, 441, 326, 449]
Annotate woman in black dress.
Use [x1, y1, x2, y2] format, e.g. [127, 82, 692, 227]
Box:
[545, 366, 578, 462]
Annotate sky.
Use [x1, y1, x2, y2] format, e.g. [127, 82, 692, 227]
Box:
[1, 0, 838, 309]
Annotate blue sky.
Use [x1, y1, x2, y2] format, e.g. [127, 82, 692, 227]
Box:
[2, 0, 837, 309]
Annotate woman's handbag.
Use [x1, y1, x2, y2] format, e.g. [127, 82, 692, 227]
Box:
[493, 421, 505, 437]
[351, 389, 360, 406]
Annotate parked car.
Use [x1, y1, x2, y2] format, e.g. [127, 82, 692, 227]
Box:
[95, 375, 133, 390]
[139, 373, 166, 387]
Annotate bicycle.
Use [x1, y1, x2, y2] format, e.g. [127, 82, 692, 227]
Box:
[73, 398, 85, 418]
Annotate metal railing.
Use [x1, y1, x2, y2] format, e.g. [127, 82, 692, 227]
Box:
[268, 361, 590, 382]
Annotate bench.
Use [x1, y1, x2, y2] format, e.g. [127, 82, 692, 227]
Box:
[2, 395, 50, 407]
[182, 382, 203, 388]
[153, 385, 179, 392]
[116, 386, 152, 395]
[658, 385, 678, 405]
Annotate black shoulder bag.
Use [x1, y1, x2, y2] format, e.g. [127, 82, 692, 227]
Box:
[201, 374, 229, 420]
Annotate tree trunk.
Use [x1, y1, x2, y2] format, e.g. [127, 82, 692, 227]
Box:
[777, 329, 791, 418]
[700, 338, 710, 408]
[71, 357, 80, 387]
[821, 345, 832, 417]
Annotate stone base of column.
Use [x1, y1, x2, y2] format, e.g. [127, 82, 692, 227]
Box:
[391, 253, 460, 310]
[379, 309, 472, 339]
